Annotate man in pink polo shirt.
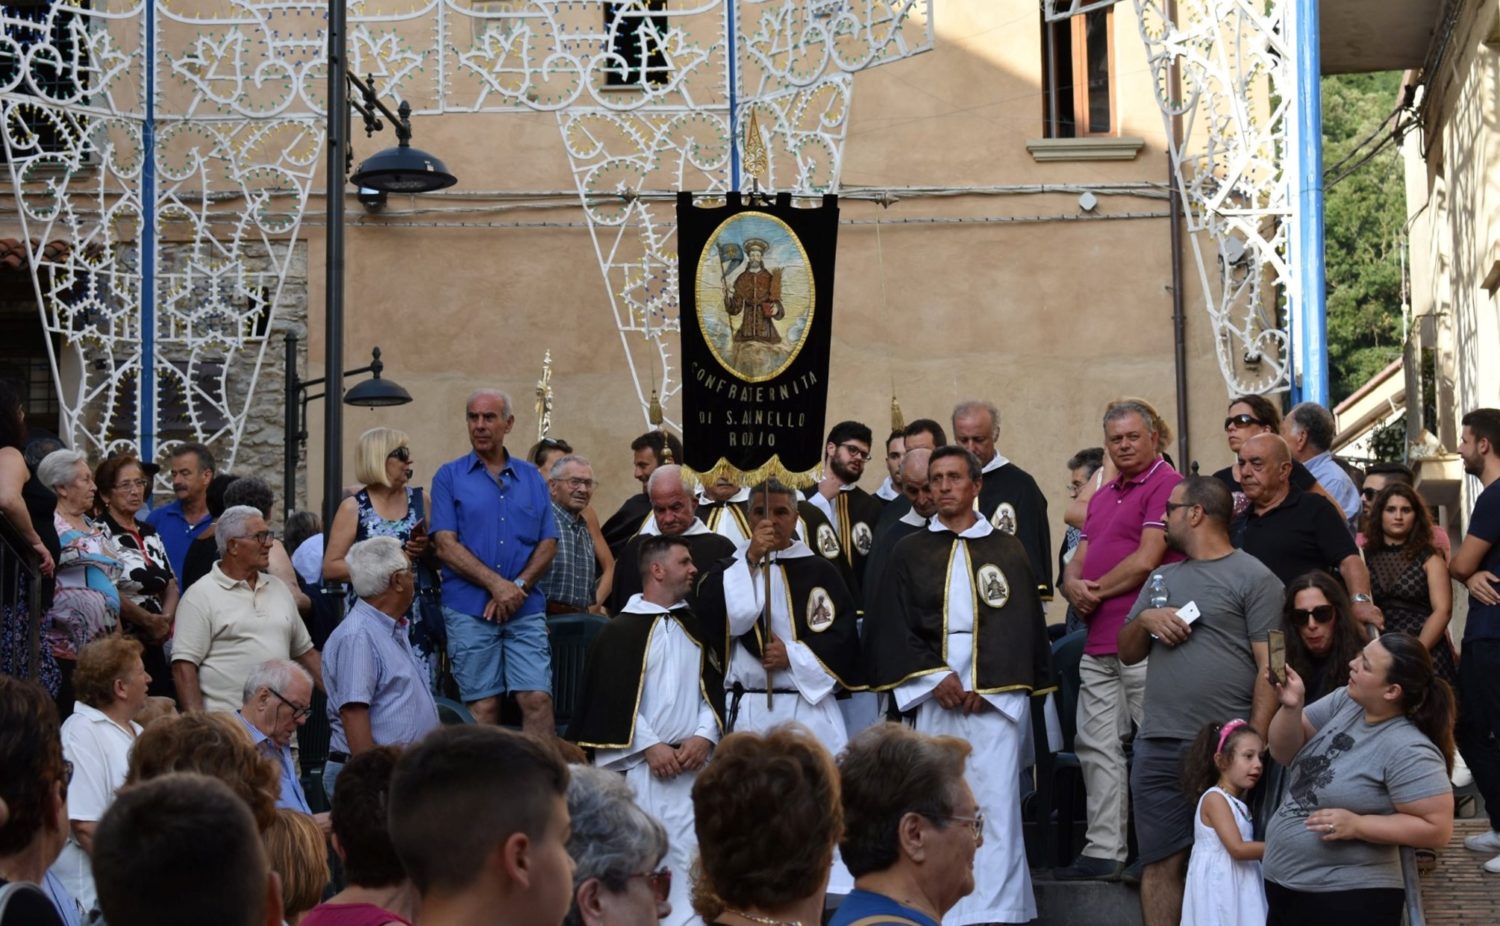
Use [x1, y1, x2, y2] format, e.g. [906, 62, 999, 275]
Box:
[1057, 400, 1184, 881]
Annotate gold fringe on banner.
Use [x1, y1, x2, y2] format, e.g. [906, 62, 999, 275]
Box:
[891, 394, 904, 432]
[685, 455, 821, 491]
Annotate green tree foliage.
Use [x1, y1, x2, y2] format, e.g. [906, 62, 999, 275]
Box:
[1321, 72, 1407, 404]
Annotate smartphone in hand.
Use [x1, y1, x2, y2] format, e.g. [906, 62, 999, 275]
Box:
[1268, 629, 1287, 685]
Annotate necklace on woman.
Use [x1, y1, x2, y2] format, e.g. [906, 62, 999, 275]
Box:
[722, 909, 802, 926]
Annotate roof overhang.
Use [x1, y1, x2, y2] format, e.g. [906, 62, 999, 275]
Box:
[1320, 0, 1446, 75]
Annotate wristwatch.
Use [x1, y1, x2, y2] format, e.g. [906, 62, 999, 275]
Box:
[515, 577, 528, 593]
[1351, 593, 1373, 604]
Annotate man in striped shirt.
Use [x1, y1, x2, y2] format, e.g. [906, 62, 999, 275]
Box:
[540, 455, 607, 615]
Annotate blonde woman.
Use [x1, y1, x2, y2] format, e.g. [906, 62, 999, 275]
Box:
[323, 428, 439, 692]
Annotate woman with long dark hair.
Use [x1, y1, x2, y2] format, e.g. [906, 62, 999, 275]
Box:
[1281, 571, 1365, 703]
[1263, 633, 1455, 926]
[1364, 483, 1458, 686]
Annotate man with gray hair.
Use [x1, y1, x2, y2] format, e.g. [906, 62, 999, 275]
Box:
[236, 658, 318, 813]
[432, 388, 559, 732]
[540, 454, 611, 615]
[608, 464, 735, 612]
[951, 399, 1053, 599]
[1056, 399, 1183, 881]
[172, 505, 321, 713]
[320, 536, 440, 795]
[1281, 401, 1361, 522]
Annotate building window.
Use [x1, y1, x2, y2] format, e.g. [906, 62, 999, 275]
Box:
[1041, 6, 1115, 138]
[0, 0, 91, 160]
[604, 1, 670, 87]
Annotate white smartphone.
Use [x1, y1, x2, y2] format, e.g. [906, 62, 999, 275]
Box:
[1176, 600, 1201, 625]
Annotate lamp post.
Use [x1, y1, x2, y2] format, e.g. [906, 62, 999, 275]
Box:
[321, 0, 455, 530]
[284, 332, 412, 523]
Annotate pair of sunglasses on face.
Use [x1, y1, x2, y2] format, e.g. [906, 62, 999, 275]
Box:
[1289, 604, 1336, 625]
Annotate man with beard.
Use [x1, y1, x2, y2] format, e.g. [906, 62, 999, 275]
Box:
[609, 465, 736, 612]
[1451, 408, 1500, 871]
[568, 535, 723, 926]
[809, 421, 884, 603]
[1115, 476, 1281, 926]
[875, 430, 905, 504]
[864, 445, 1053, 926]
[951, 401, 1052, 599]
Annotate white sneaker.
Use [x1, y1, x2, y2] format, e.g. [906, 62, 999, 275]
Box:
[1484, 853, 1500, 874]
[1467, 830, 1500, 853]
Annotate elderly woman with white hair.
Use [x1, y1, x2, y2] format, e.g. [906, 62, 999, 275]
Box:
[565, 764, 672, 926]
[320, 536, 439, 796]
[38, 448, 127, 715]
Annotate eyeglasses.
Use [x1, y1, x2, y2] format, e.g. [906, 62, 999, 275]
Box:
[837, 442, 872, 461]
[388, 446, 411, 463]
[941, 811, 985, 841]
[554, 477, 595, 490]
[111, 479, 148, 491]
[1290, 605, 1336, 625]
[1163, 500, 1197, 516]
[1362, 487, 1378, 500]
[1224, 414, 1264, 431]
[234, 530, 276, 546]
[629, 867, 671, 903]
[268, 687, 313, 721]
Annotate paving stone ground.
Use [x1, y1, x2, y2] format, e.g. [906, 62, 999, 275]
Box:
[1420, 819, 1500, 924]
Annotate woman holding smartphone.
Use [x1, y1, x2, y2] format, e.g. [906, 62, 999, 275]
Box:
[323, 427, 441, 693]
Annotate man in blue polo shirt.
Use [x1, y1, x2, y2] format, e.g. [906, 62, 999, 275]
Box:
[146, 442, 215, 583]
[432, 389, 558, 734]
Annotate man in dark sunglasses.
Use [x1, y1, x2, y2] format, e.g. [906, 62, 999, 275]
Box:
[1115, 476, 1283, 925]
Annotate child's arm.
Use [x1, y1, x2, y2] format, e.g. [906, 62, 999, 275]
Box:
[1202, 791, 1265, 861]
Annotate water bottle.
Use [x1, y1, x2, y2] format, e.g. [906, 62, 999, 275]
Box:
[1147, 573, 1169, 608]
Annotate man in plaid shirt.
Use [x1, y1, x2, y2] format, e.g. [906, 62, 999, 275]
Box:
[540, 454, 607, 615]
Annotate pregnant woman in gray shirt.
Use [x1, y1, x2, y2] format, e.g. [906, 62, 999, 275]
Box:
[1263, 632, 1455, 926]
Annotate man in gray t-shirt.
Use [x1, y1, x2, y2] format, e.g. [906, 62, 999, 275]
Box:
[1116, 476, 1282, 926]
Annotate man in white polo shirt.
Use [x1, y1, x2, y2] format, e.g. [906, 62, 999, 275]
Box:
[52, 636, 150, 919]
[172, 505, 322, 713]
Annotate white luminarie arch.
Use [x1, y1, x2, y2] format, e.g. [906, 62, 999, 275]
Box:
[1, 0, 933, 474]
[1046, 0, 1294, 396]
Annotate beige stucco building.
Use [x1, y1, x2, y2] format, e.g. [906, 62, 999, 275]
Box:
[3, 1, 1256, 562]
[296, 0, 1228, 534]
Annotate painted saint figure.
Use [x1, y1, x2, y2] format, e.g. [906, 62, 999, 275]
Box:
[726, 238, 785, 344]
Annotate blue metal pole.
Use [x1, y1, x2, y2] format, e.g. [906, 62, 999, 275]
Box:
[140, 0, 157, 462]
[1293, 0, 1328, 405]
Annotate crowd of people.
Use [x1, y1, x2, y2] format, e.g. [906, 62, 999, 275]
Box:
[0, 378, 1498, 926]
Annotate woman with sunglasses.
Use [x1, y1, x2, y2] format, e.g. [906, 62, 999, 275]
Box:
[1212, 396, 1332, 520]
[565, 764, 673, 926]
[323, 427, 440, 693]
[1364, 483, 1458, 687]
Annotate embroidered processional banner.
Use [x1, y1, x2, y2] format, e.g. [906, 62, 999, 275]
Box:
[676, 191, 839, 488]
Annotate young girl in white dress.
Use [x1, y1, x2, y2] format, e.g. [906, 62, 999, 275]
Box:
[1180, 718, 1267, 926]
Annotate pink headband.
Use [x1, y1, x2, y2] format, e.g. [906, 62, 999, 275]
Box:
[1216, 719, 1249, 755]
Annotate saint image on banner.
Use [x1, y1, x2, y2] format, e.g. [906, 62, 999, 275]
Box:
[696, 211, 814, 382]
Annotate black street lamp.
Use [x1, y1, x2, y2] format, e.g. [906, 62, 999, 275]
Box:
[284, 332, 411, 522]
[320, 0, 455, 529]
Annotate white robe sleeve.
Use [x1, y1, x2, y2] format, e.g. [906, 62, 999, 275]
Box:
[693, 697, 720, 743]
[722, 554, 765, 635]
[894, 671, 944, 713]
[785, 638, 838, 705]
